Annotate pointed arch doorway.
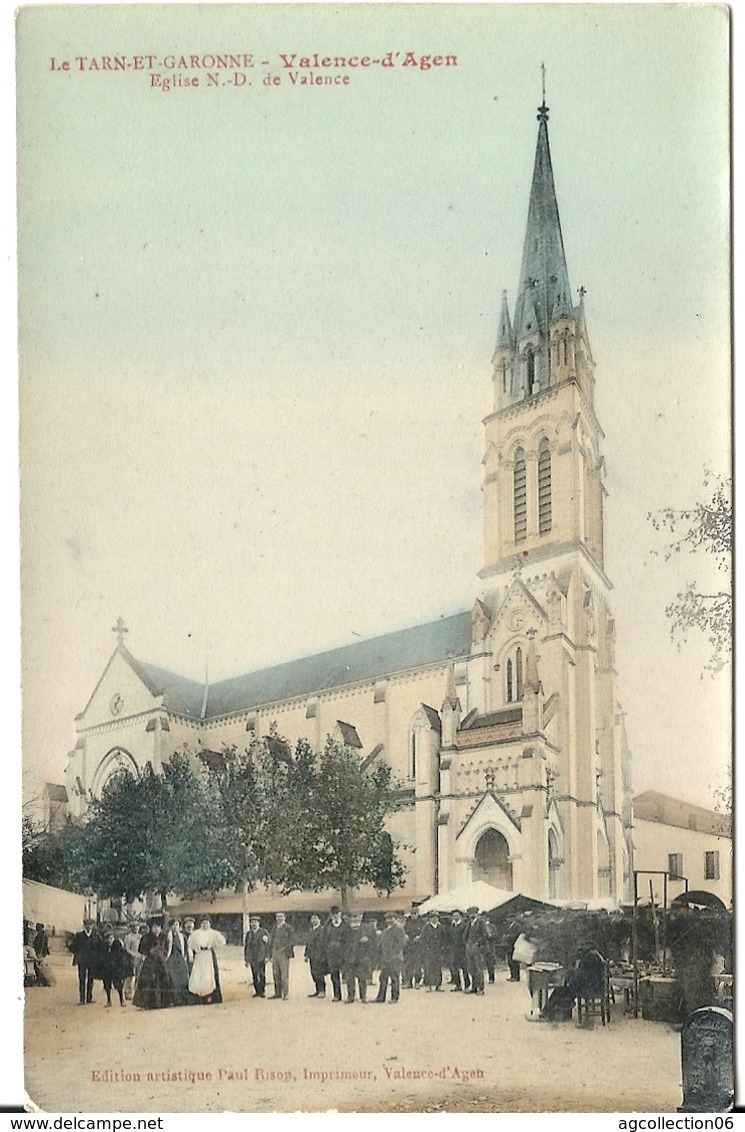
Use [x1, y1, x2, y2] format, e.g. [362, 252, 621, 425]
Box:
[473, 828, 513, 890]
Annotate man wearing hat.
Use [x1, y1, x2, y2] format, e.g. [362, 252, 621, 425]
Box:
[375, 912, 407, 1003]
[419, 910, 446, 991]
[244, 915, 270, 998]
[447, 910, 470, 992]
[304, 913, 328, 998]
[70, 918, 101, 1005]
[464, 907, 489, 995]
[268, 912, 295, 1000]
[322, 906, 348, 1003]
[341, 913, 376, 1003]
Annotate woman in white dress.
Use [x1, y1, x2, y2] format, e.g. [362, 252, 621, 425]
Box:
[187, 916, 226, 1005]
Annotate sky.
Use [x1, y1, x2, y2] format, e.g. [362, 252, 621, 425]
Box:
[15, 3, 730, 813]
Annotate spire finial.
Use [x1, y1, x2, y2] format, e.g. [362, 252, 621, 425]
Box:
[537, 63, 549, 122]
[112, 617, 128, 646]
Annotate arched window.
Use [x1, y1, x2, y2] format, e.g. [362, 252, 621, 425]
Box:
[513, 448, 527, 542]
[501, 363, 507, 394]
[548, 829, 561, 899]
[562, 336, 568, 366]
[505, 648, 524, 703]
[526, 348, 536, 390]
[409, 731, 417, 780]
[538, 438, 552, 534]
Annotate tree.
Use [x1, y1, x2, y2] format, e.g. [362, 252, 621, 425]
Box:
[74, 751, 235, 910]
[22, 815, 86, 890]
[649, 469, 731, 674]
[275, 736, 406, 907]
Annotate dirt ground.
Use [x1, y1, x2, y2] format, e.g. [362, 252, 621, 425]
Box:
[24, 947, 683, 1113]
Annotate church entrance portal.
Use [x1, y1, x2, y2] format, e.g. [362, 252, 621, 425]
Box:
[473, 828, 513, 890]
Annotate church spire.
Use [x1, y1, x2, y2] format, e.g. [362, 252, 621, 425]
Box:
[511, 85, 572, 384]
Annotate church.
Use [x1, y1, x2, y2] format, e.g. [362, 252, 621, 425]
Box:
[64, 97, 634, 908]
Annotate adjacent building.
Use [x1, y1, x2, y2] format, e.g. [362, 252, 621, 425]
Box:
[633, 790, 731, 907]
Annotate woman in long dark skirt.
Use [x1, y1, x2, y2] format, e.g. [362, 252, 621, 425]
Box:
[165, 918, 190, 1006]
[133, 919, 172, 1009]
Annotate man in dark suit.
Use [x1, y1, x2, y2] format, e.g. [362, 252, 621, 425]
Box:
[70, 919, 101, 1004]
[464, 906, 489, 995]
[322, 906, 348, 1003]
[447, 909, 470, 992]
[244, 915, 270, 998]
[375, 912, 407, 1003]
[341, 913, 376, 1003]
[268, 912, 294, 1000]
[304, 913, 328, 998]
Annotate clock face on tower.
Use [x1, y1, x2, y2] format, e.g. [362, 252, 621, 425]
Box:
[509, 609, 526, 631]
[110, 693, 124, 716]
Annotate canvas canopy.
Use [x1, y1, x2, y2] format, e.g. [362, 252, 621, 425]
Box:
[418, 881, 525, 915]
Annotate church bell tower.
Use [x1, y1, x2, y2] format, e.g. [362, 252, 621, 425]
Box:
[481, 96, 605, 591]
[466, 89, 632, 902]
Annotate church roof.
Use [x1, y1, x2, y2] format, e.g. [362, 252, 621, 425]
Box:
[127, 611, 472, 722]
[512, 103, 572, 346]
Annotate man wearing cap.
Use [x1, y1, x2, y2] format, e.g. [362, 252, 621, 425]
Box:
[244, 915, 270, 998]
[123, 922, 142, 1000]
[322, 906, 348, 1003]
[464, 907, 489, 995]
[375, 912, 407, 1003]
[70, 918, 101, 1005]
[268, 912, 294, 1000]
[403, 907, 424, 989]
[99, 927, 132, 1007]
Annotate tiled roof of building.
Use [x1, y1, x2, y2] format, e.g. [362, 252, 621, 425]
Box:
[633, 790, 731, 837]
[127, 611, 472, 721]
[460, 707, 523, 729]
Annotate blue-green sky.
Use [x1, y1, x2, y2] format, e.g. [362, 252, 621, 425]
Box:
[17, 4, 730, 809]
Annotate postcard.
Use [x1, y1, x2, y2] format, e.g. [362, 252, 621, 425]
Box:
[16, 3, 732, 1115]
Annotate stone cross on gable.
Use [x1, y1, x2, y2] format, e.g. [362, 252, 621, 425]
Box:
[112, 617, 129, 646]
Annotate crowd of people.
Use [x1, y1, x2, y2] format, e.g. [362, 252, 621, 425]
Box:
[39, 905, 518, 1010]
[68, 914, 226, 1009]
[245, 905, 506, 1003]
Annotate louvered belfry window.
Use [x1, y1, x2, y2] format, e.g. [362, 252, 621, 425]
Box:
[538, 439, 552, 534]
[514, 448, 527, 542]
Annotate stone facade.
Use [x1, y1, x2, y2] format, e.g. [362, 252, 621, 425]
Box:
[65, 98, 634, 907]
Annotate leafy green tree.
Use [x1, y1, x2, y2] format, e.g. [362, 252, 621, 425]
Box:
[22, 816, 85, 890]
[649, 469, 731, 674]
[73, 751, 235, 910]
[273, 736, 406, 907]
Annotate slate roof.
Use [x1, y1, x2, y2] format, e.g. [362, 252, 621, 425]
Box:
[460, 707, 523, 729]
[125, 611, 472, 722]
[633, 791, 731, 838]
